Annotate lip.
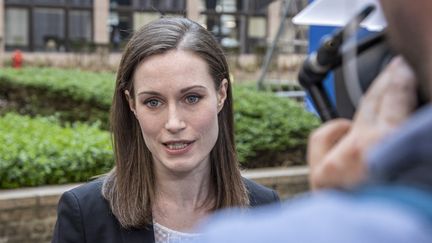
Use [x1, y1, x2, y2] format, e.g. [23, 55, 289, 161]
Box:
[162, 140, 195, 155]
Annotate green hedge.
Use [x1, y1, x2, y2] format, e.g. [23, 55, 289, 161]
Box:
[0, 113, 113, 189]
[0, 67, 115, 127]
[0, 67, 115, 107]
[234, 87, 319, 167]
[0, 67, 319, 184]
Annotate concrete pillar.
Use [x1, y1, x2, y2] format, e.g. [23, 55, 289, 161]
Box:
[267, 0, 282, 43]
[93, 0, 109, 45]
[186, 0, 200, 22]
[0, 0, 4, 66]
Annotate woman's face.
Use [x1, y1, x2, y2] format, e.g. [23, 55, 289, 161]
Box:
[127, 50, 227, 176]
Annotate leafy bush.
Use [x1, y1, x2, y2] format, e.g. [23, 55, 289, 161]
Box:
[0, 67, 115, 107]
[0, 113, 113, 189]
[0, 67, 319, 172]
[233, 86, 319, 167]
[0, 67, 115, 127]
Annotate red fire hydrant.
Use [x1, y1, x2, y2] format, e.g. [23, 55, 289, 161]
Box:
[12, 49, 23, 68]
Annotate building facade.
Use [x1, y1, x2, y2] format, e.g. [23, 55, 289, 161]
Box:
[0, 0, 307, 56]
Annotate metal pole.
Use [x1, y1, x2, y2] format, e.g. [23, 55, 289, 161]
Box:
[257, 0, 293, 90]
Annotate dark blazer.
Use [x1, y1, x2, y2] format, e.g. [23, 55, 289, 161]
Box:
[52, 178, 279, 243]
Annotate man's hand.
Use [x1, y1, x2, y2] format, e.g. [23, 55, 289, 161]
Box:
[308, 56, 418, 190]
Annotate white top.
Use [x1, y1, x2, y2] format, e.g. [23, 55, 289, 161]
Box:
[153, 222, 201, 243]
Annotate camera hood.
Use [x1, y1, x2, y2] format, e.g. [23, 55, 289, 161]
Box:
[334, 32, 393, 119]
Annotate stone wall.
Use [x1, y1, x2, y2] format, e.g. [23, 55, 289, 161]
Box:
[0, 166, 309, 243]
[0, 195, 57, 243]
[0, 184, 79, 243]
[243, 166, 309, 199]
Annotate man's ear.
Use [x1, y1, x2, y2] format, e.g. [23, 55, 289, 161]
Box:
[217, 79, 228, 113]
[124, 90, 137, 116]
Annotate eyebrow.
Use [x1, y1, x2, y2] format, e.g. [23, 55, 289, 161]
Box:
[180, 85, 207, 94]
[137, 85, 207, 96]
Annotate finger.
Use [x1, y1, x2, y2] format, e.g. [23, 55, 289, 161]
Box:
[354, 56, 405, 124]
[378, 58, 417, 127]
[310, 156, 341, 190]
[307, 119, 352, 168]
[311, 133, 364, 190]
[364, 56, 405, 100]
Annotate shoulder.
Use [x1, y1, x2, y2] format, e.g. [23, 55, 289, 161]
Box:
[57, 178, 110, 221]
[68, 177, 104, 197]
[64, 177, 106, 206]
[62, 177, 111, 216]
[55, 177, 114, 229]
[53, 178, 124, 242]
[243, 178, 280, 207]
[200, 189, 432, 243]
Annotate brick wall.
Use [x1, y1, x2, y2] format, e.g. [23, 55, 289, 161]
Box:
[0, 196, 57, 243]
[0, 185, 79, 243]
[0, 166, 309, 243]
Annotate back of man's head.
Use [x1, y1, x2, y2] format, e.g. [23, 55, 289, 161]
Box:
[379, 0, 432, 102]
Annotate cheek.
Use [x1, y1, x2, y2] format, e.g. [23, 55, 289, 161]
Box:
[135, 112, 161, 141]
[191, 107, 219, 138]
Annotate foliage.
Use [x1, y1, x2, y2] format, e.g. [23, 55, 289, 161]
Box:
[0, 67, 320, 188]
[0, 67, 115, 128]
[0, 67, 115, 107]
[233, 86, 319, 166]
[0, 113, 113, 189]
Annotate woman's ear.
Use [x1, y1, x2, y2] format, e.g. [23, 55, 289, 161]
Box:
[124, 90, 137, 116]
[217, 79, 228, 113]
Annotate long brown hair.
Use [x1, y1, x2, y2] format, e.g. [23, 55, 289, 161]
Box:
[102, 17, 249, 229]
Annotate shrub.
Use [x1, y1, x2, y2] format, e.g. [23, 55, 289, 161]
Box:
[0, 67, 319, 171]
[0, 113, 113, 189]
[0, 67, 115, 127]
[233, 86, 319, 167]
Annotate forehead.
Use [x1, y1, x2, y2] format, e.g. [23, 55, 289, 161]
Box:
[132, 50, 215, 92]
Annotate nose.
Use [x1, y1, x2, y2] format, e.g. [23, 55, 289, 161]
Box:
[164, 105, 186, 133]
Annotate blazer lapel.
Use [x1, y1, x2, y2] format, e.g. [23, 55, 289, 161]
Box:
[121, 224, 155, 243]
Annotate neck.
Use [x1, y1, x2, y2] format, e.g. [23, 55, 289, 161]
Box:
[155, 165, 213, 208]
[417, 58, 432, 104]
[152, 161, 213, 232]
[426, 62, 432, 103]
[406, 49, 432, 104]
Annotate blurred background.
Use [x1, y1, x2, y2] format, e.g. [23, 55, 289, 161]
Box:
[0, 1, 321, 242]
[0, 0, 309, 81]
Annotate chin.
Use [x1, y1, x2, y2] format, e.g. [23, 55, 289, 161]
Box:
[161, 157, 209, 175]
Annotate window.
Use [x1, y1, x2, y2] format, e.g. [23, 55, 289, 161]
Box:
[5, 8, 29, 49]
[5, 0, 31, 4]
[248, 17, 266, 38]
[133, 0, 186, 12]
[109, 11, 133, 50]
[33, 8, 65, 51]
[133, 12, 160, 30]
[67, 0, 93, 7]
[68, 10, 92, 41]
[68, 10, 92, 50]
[111, 0, 131, 6]
[33, 0, 66, 5]
[5, 0, 94, 52]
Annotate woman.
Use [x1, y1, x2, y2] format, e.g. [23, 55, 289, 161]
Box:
[52, 17, 279, 243]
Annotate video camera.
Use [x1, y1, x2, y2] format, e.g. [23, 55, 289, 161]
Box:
[298, 5, 394, 122]
[333, 31, 392, 119]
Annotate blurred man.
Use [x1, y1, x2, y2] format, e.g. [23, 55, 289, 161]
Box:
[198, 0, 432, 242]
